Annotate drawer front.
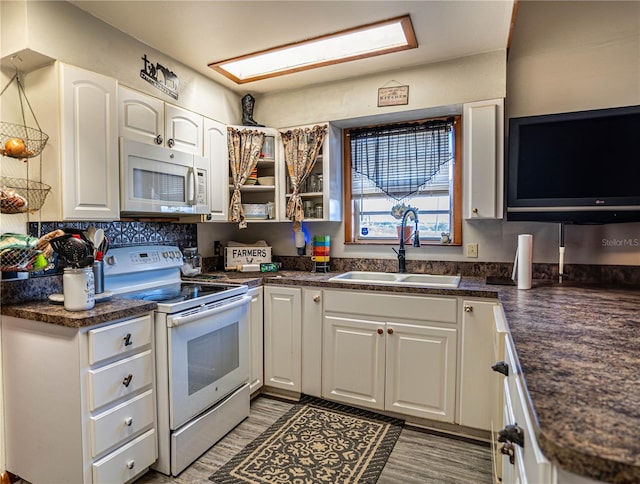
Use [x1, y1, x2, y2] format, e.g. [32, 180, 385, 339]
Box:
[91, 390, 155, 457]
[324, 290, 457, 323]
[92, 429, 156, 484]
[89, 315, 152, 365]
[89, 350, 153, 410]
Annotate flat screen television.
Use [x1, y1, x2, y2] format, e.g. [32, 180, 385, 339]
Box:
[506, 104, 640, 224]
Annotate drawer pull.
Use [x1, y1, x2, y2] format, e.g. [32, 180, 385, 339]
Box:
[500, 441, 515, 465]
[387, 328, 394, 335]
[313, 295, 321, 303]
[498, 424, 524, 448]
[491, 361, 509, 376]
[123, 374, 133, 387]
[377, 328, 384, 335]
[126, 460, 135, 470]
[464, 304, 473, 312]
[125, 417, 133, 427]
[123, 333, 133, 346]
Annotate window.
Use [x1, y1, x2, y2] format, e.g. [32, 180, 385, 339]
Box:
[344, 116, 462, 245]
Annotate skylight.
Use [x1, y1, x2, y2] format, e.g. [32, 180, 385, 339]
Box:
[209, 15, 417, 84]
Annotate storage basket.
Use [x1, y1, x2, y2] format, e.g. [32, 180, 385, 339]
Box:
[0, 231, 57, 272]
[0, 121, 49, 160]
[0, 73, 49, 160]
[1, 176, 51, 214]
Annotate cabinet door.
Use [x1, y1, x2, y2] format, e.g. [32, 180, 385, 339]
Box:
[118, 86, 164, 145]
[301, 288, 323, 397]
[204, 117, 229, 221]
[385, 322, 457, 421]
[322, 314, 385, 411]
[463, 98, 504, 219]
[248, 287, 264, 394]
[458, 300, 499, 430]
[60, 64, 119, 220]
[263, 286, 302, 392]
[165, 104, 203, 155]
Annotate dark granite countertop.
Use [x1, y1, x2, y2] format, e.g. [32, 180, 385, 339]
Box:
[1, 297, 157, 328]
[2, 269, 638, 482]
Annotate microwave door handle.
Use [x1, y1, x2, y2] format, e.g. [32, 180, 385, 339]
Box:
[187, 166, 196, 205]
[167, 295, 250, 327]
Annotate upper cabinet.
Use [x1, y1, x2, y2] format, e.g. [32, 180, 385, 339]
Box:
[118, 85, 203, 155]
[463, 98, 504, 220]
[279, 123, 342, 222]
[204, 117, 229, 221]
[23, 62, 119, 221]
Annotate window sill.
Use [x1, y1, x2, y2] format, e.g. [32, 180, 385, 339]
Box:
[344, 241, 461, 247]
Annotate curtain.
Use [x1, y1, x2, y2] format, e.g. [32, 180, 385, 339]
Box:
[349, 119, 454, 201]
[228, 127, 265, 229]
[281, 124, 327, 231]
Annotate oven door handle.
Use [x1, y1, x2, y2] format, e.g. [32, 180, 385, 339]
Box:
[167, 294, 250, 327]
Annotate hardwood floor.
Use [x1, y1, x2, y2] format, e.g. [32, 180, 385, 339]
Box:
[137, 395, 493, 484]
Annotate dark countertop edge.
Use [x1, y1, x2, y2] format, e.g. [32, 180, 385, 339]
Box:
[1, 298, 157, 328]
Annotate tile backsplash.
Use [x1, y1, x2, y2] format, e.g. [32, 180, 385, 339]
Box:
[28, 221, 197, 249]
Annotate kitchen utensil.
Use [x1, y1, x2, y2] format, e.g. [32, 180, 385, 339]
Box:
[50, 234, 94, 268]
[93, 229, 105, 257]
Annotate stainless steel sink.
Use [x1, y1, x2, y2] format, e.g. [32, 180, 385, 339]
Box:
[328, 271, 461, 288]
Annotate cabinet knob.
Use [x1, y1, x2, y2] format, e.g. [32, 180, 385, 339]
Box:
[125, 417, 133, 427]
[464, 304, 473, 312]
[387, 328, 394, 335]
[123, 333, 133, 346]
[377, 328, 384, 335]
[167, 138, 175, 148]
[500, 441, 515, 465]
[492, 361, 509, 376]
[126, 460, 135, 470]
[313, 295, 321, 303]
[122, 374, 133, 387]
[498, 424, 524, 448]
[472, 208, 478, 214]
[155, 134, 163, 145]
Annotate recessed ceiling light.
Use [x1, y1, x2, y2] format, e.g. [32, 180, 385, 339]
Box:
[209, 15, 417, 84]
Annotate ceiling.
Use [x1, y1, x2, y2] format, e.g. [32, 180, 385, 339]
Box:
[69, 0, 515, 95]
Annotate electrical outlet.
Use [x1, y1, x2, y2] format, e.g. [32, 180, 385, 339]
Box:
[466, 243, 478, 258]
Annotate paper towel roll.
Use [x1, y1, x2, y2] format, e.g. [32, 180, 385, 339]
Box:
[517, 234, 533, 290]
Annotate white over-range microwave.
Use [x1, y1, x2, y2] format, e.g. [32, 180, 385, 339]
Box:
[120, 138, 210, 215]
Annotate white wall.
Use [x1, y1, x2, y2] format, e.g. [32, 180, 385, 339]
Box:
[202, 1, 640, 266]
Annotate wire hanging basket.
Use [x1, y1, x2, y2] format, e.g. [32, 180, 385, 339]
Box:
[1, 176, 51, 214]
[0, 72, 49, 160]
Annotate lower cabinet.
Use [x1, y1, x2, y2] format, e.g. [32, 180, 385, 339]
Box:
[322, 290, 458, 422]
[2, 313, 157, 484]
[248, 287, 264, 394]
[263, 286, 302, 392]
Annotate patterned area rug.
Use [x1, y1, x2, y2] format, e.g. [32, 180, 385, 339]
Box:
[209, 395, 404, 483]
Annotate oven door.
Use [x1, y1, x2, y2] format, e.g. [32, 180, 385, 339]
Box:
[120, 137, 209, 215]
[167, 294, 250, 430]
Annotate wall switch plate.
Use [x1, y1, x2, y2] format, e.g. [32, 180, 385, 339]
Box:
[466, 243, 478, 258]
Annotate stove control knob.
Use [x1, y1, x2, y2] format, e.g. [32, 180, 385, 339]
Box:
[105, 255, 116, 266]
[162, 251, 169, 259]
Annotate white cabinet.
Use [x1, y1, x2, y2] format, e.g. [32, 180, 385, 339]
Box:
[458, 298, 500, 431]
[322, 290, 458, 422]
[463, 98, 504, 219]
[118, 85, 203, 155]
[301, 287, 323, 398]
[263, 286, 302, 392]
[23, 62, 118, 221]
[279, 122, 342, 222]
[204, 117, 229, 221]
[2, 313, 157, 484]
[248, 287, 264, 394]
[227, 126, 281, 223]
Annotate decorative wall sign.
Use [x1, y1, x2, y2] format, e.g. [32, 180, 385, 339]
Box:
[378, 85, 409, 107]
[140, 54, 179, 99]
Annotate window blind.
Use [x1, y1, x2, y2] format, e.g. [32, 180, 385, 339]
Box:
[349, 119, 454, 200]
